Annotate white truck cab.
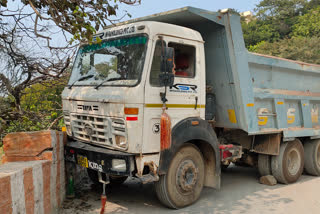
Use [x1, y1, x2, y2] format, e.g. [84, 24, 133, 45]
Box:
[63, 21, 205, 154]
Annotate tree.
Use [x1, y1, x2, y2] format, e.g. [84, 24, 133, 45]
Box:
[0, 78, 68, 141]
[257, 0, 307, 37]
[0, 0, 141, 105]
[242, 0, 320, 65]
[0, 0, 141, 140]
[242, 19, 280, 47]
[250, 37, 320, 64]
[1, 1, 141, 44]
[292, 6, 320, 37]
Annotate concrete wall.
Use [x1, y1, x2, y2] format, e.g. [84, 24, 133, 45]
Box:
[0, 131, 66, 214]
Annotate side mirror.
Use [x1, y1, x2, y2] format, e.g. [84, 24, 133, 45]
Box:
[159, 47, 175, 87]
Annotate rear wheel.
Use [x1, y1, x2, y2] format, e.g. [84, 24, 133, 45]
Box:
[258, 154, 272, 176]
[304, 139, 320, 176]
[271, 139, 304, 184]
[154, 144, 205, 209]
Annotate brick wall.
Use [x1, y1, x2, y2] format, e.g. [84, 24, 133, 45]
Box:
[0, 131, 66, 214]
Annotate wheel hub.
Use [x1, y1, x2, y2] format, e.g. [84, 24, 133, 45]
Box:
[287, 148, 301, 175]
[176, 160, 198, 192]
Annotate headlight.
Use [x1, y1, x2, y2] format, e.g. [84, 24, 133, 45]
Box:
[112, 159, 126, 172]
[115, 135, 127, 148]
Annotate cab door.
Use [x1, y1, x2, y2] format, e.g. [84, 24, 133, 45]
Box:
[142, 35, 204, 153]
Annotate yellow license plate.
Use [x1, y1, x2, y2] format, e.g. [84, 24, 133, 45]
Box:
[77, 155, 88, 168]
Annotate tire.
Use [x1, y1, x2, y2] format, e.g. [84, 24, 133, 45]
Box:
[87, 169, 128, 185]
[154, 144, 205, 209]
[304, 139, 320, 176]
[258, 154, 272, 176]
[271, 139, 304, 184]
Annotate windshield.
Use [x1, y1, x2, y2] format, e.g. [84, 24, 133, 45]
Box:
[68, 35, 148, 87]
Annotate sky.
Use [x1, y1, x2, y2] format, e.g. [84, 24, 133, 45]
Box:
[0, 0, 261, 96]
[119, 0, 261, 21]
[2, 0, 262, 66]
[3, 0, 262, 49]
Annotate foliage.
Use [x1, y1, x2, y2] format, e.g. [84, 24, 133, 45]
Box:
[243, 0, 320, 64]
[250, 37, 320, 64]
[247, 41, 266, 52]
[0, 0, 141, 144]
[292, 6, 320, 37]
[255, 0, 306, 38]
[242, 20, 280, 47]
[0, 77, 68, 142]
[0, 0, 140, 43]
[0, 0, 141, 112]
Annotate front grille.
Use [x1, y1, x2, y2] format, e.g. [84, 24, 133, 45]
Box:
[63, 113, 71, 135]
[64, 114, 71, 125]
[70, 114, 127, 148]
[71, 114, 111, 145]
[111, 118, 126, 136]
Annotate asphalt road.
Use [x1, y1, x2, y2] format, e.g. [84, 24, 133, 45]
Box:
[61, 165, 320, 214]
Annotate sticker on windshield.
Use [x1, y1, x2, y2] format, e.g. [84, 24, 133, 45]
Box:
[169, 84, 197, 93]
[81, 36, 147, 54]
[93, 26, 136, 41]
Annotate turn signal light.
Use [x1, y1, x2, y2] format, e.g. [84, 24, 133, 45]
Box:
[124, 107, 139, 115]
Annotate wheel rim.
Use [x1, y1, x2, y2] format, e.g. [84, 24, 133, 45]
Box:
[287, 148, 301, 176]
[176, 159, 198, 194]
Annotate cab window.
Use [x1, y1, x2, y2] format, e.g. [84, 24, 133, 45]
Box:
[150, 40, 165, 86]
[168, 42, 196, 78]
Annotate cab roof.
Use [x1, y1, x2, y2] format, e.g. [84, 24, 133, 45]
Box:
[104, 7, 225, 29]
[99, 7, 229, 42]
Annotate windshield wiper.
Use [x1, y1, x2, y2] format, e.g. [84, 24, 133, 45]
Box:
[68, 74, 94, 89]
[94, 77, 127, 90]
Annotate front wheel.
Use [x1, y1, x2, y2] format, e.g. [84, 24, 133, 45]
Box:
[154, 144, 205, 209]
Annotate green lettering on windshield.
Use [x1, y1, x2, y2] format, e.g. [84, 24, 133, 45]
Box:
[80, 36, 147, 54]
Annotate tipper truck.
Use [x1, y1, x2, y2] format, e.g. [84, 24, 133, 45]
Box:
[63, 7, 320, 208]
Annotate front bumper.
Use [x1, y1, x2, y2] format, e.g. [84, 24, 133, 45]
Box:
[65, 141, 135, 176]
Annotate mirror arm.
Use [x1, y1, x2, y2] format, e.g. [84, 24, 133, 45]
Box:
[160, 90, 168, 104]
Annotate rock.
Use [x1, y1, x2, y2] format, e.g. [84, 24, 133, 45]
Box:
[259, 175, 277, 186]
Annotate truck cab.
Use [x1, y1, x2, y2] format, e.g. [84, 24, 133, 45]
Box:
[63, 21, 206, 154]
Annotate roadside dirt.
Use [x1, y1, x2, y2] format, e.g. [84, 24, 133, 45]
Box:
[60, 165, 320, 214]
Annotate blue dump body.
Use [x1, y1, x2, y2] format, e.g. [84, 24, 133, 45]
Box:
[127, 7, 320, 138]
